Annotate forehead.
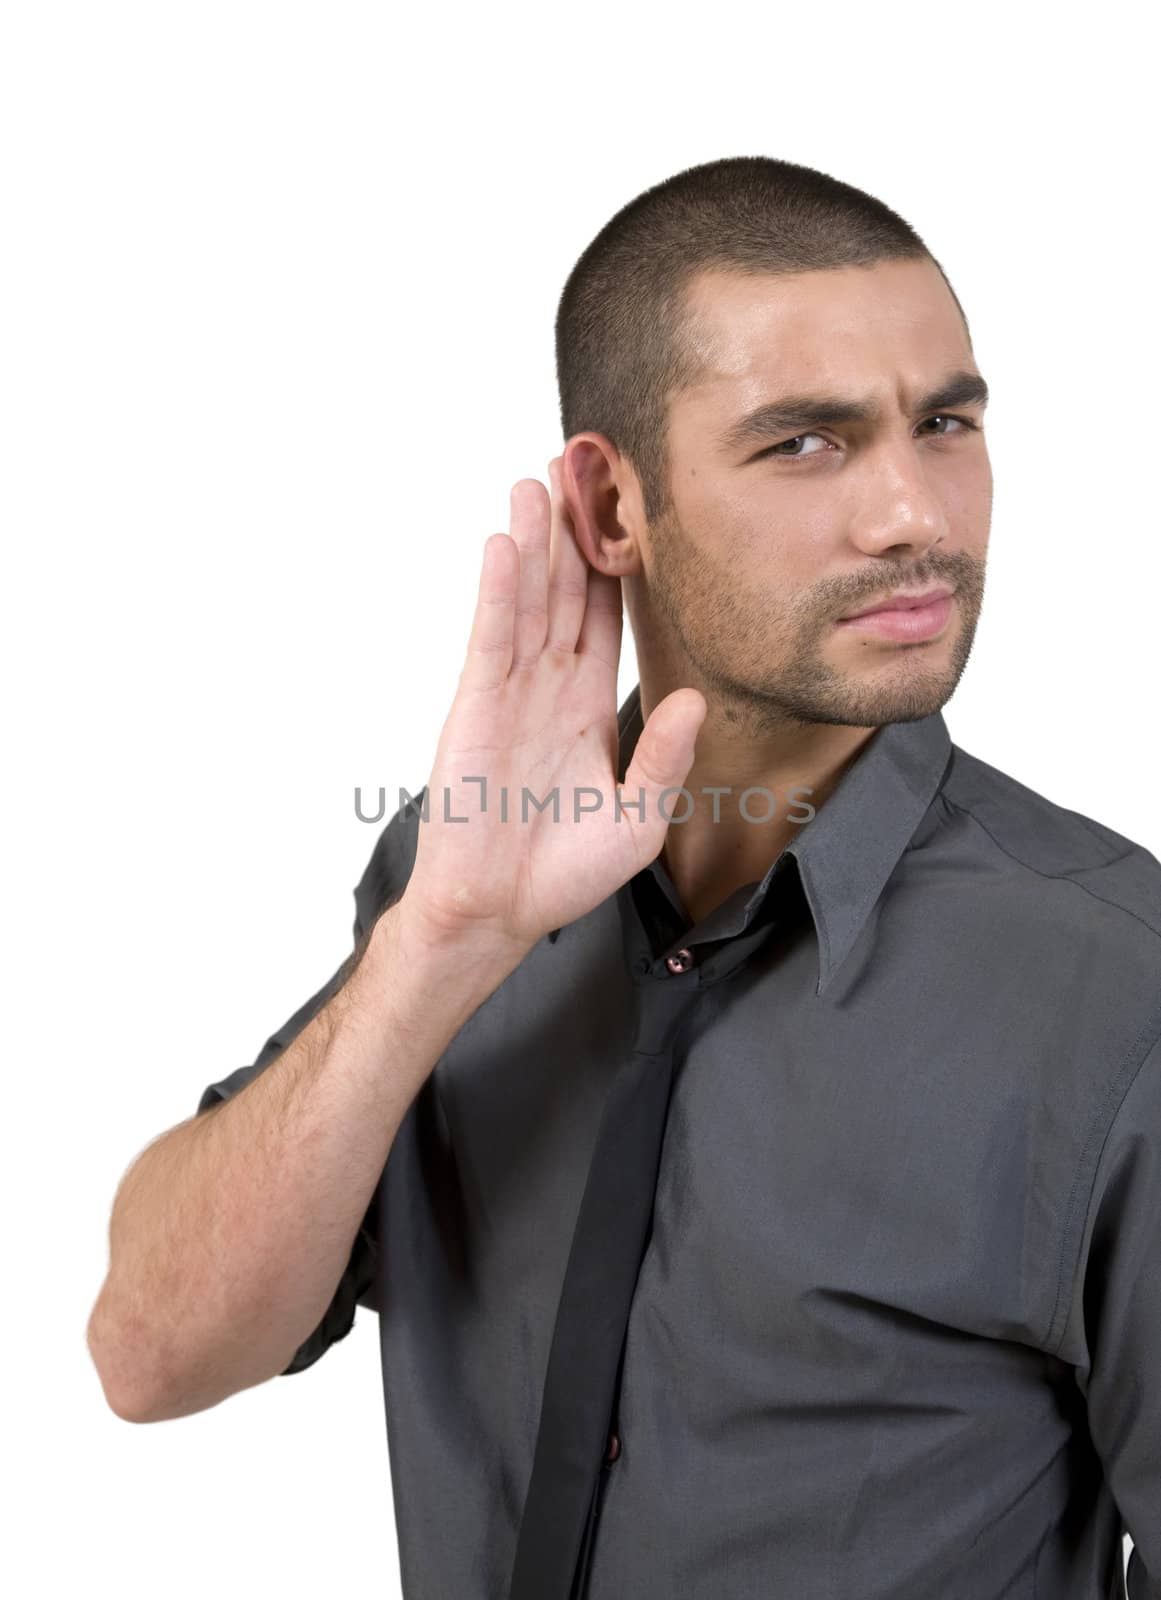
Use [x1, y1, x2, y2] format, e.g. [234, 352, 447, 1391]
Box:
[674, 259, 973, 421]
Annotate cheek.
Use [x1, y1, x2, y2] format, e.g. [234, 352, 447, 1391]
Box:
[938, 452, 993, 528]
[727, 485, 835, 560]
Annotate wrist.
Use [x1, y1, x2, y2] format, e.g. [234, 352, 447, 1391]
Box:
[362, 894, 531, 1030]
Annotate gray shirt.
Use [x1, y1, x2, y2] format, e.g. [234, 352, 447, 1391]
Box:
[197, 683, 1161, 1599]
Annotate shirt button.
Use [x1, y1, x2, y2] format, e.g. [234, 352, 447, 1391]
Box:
[664, 947, 694, 974]
[604, 1431, 621, 1463]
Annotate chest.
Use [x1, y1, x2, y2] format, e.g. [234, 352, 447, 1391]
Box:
[426, 923, 1086, 1365]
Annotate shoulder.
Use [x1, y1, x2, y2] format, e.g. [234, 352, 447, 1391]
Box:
[935, 740, 1161, 994]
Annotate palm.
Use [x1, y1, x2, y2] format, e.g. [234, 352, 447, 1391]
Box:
[406, 462, 705, 953]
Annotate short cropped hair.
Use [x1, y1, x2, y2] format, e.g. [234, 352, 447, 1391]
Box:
[554, 155, 965, 522]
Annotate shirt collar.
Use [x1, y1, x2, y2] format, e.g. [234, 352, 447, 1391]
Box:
[612, 681, 953, 997]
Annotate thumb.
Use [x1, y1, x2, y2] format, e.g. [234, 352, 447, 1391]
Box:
[621, 688, 707, 836]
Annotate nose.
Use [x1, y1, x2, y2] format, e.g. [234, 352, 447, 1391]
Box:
[845, 446, 949, 559]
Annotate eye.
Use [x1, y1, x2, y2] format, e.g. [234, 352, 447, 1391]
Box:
[917, 413, 980, 438]
[757, 413, 980, 462]
[760, 432, 832, 459]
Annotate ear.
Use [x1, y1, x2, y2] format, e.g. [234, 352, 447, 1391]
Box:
[561, 434, 645, 578]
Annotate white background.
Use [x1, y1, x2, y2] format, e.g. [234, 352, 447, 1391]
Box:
[4, 3, 1156, 1593]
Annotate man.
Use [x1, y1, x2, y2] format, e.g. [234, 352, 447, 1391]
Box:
[89, 156, 1160, 1598]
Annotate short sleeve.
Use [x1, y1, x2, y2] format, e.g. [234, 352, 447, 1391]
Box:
[194, 790, 424, 1376]
[1059, 1026, 1161, 1595]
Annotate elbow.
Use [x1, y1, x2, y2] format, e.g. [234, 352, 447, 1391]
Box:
[87, 1300, 168, 1425]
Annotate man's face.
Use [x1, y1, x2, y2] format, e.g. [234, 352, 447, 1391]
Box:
[633, 258, 992, 730]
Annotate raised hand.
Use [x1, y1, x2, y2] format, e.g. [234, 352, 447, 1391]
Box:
[398, 458, 706, 961]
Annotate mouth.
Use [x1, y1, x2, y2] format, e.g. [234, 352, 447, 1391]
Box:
[838, 584, 955, 621]
[834, 587, 956, 643]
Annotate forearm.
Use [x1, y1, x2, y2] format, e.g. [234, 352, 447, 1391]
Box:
[88, 897, 524, 1422]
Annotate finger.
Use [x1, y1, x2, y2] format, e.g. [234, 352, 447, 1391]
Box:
[544, 457, 589, 655]
[576, 560, 624, 676]
[458, 532, 519, 694]
[621, 688, 707, 852]
[508, 479, 550, 672]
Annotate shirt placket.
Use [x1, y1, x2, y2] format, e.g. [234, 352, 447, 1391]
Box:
[508, 872, 787, 1600]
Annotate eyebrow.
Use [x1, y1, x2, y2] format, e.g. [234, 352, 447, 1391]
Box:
[716, 368, 990, 457]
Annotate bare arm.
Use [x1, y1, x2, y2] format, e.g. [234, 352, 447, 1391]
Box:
[87, 897, 527, 1423]
[89, 459, 704, 1425]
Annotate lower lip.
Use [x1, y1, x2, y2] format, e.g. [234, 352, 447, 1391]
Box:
[835, 593, 954, 641]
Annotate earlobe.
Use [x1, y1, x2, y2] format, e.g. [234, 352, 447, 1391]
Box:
[570, 502, 635, 578]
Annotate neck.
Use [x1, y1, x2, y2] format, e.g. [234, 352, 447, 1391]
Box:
[637, 672, 877, 928]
